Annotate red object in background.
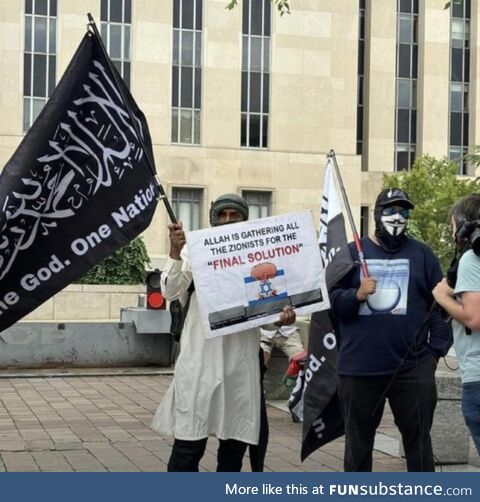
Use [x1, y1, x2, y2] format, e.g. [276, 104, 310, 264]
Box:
[285, 350, 308, 378]
[146, 269, 165, 309]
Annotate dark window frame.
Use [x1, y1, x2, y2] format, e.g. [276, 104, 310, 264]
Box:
[172, 0, 203, 145]
[448, 0, 470, 175]
[100, 0, 132, 89]
[23, 0, 57, 131]
[241, 0, 271, 149]
[357, 0, 366, 156]
[242, 190, 272, 219]
[394, 0, 418, 171]
[172, 187, 203, 231]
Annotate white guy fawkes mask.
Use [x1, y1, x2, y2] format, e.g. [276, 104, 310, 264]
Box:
[380, 206, 409, 236]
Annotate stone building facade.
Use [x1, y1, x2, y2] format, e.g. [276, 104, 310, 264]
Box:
[1, 0, 479, 275]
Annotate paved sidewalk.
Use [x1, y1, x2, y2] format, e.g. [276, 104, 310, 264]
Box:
[0, 370, 478, 472]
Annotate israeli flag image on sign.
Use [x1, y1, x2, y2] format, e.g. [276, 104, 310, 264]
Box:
[244, 262, 288, 306]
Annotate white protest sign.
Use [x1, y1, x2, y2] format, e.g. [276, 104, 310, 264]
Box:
[186, 211, 329, 338]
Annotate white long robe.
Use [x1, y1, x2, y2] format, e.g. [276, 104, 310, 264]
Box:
[151, 250, 262, 444]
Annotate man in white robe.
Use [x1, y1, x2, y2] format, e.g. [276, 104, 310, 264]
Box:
[152, 193, 295, 471]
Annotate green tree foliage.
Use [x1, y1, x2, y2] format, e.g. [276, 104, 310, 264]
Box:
[226, 0, 290, 16]
[444, 0, 463, 9]
[76, 237, 150, 285]
[383, 156, 479, 272]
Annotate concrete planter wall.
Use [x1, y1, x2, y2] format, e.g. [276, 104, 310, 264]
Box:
[24, 284, 144, 322]
[0, 322, 172, 369]
[0, 285, 173, 370]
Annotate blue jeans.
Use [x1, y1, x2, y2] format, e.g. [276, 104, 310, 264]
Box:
[462, 381, 480, 455]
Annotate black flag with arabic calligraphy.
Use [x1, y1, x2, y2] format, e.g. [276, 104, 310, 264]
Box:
[0, 30, 158, 332]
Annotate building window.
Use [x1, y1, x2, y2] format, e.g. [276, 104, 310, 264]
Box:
[172, 0, 203, 145]
[23, 0, 57, 131]
[449, 0, 470, 175]
[242, 190, 272, 219]
[357, 0, 366, 156]
[394, 0, 418, 171]
[360, 206, 369, 238]
[172, 188, 203, 230]
[100, 0, 132, 88]
[241, 0, 271, 148]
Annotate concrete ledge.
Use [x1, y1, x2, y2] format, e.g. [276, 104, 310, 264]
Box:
[430, 366, 470, 464]
[398, 364, 470, 465]
[120, 307, 171, 334]
[469, 439, 480, 467]
[0, 321, 172, 368]
[24, 284, 144, 321]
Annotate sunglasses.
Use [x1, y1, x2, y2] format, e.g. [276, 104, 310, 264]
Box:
[381, 207, 410, 218]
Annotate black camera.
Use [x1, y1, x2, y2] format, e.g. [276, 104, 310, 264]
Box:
[456, 219, 480, 256]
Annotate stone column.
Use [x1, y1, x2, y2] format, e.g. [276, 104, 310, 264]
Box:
[363, 0, 397, 172]
[416, 0, 450, 158]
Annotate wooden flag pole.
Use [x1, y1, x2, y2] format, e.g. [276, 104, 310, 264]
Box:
[327, 149, 369, 278]
[87, 13, 177, 224]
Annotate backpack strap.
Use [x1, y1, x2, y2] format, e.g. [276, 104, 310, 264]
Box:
[170, 280, 195, 342]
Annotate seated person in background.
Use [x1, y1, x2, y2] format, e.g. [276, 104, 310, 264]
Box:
[260, 324, 305, 368]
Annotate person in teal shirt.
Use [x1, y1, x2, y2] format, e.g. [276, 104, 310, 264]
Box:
[433, 194, 480, 455]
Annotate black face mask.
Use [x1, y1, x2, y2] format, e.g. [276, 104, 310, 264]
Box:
[374, 206, 406, 253]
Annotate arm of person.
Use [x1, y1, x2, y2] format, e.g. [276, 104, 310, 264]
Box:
[260, 305, 296, 333]
[422, 248, 452, 358]
[433, 279, 480, 331]
[161, 222, 193, 302]
[329, 274, 376, 321]
[426, 290, 454, 358]
[274, 305, 296, 327]
[433, 250, 480, 332]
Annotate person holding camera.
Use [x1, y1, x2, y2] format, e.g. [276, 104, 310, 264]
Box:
[433, 194, 480, 455]
[151, 193, 295, 472]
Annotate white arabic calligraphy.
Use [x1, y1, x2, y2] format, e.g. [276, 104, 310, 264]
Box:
[0, 59, 146, 280]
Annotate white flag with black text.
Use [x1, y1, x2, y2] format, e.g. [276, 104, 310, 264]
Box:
[289, 157, 355, 460]
[319, 158, 354, 290]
